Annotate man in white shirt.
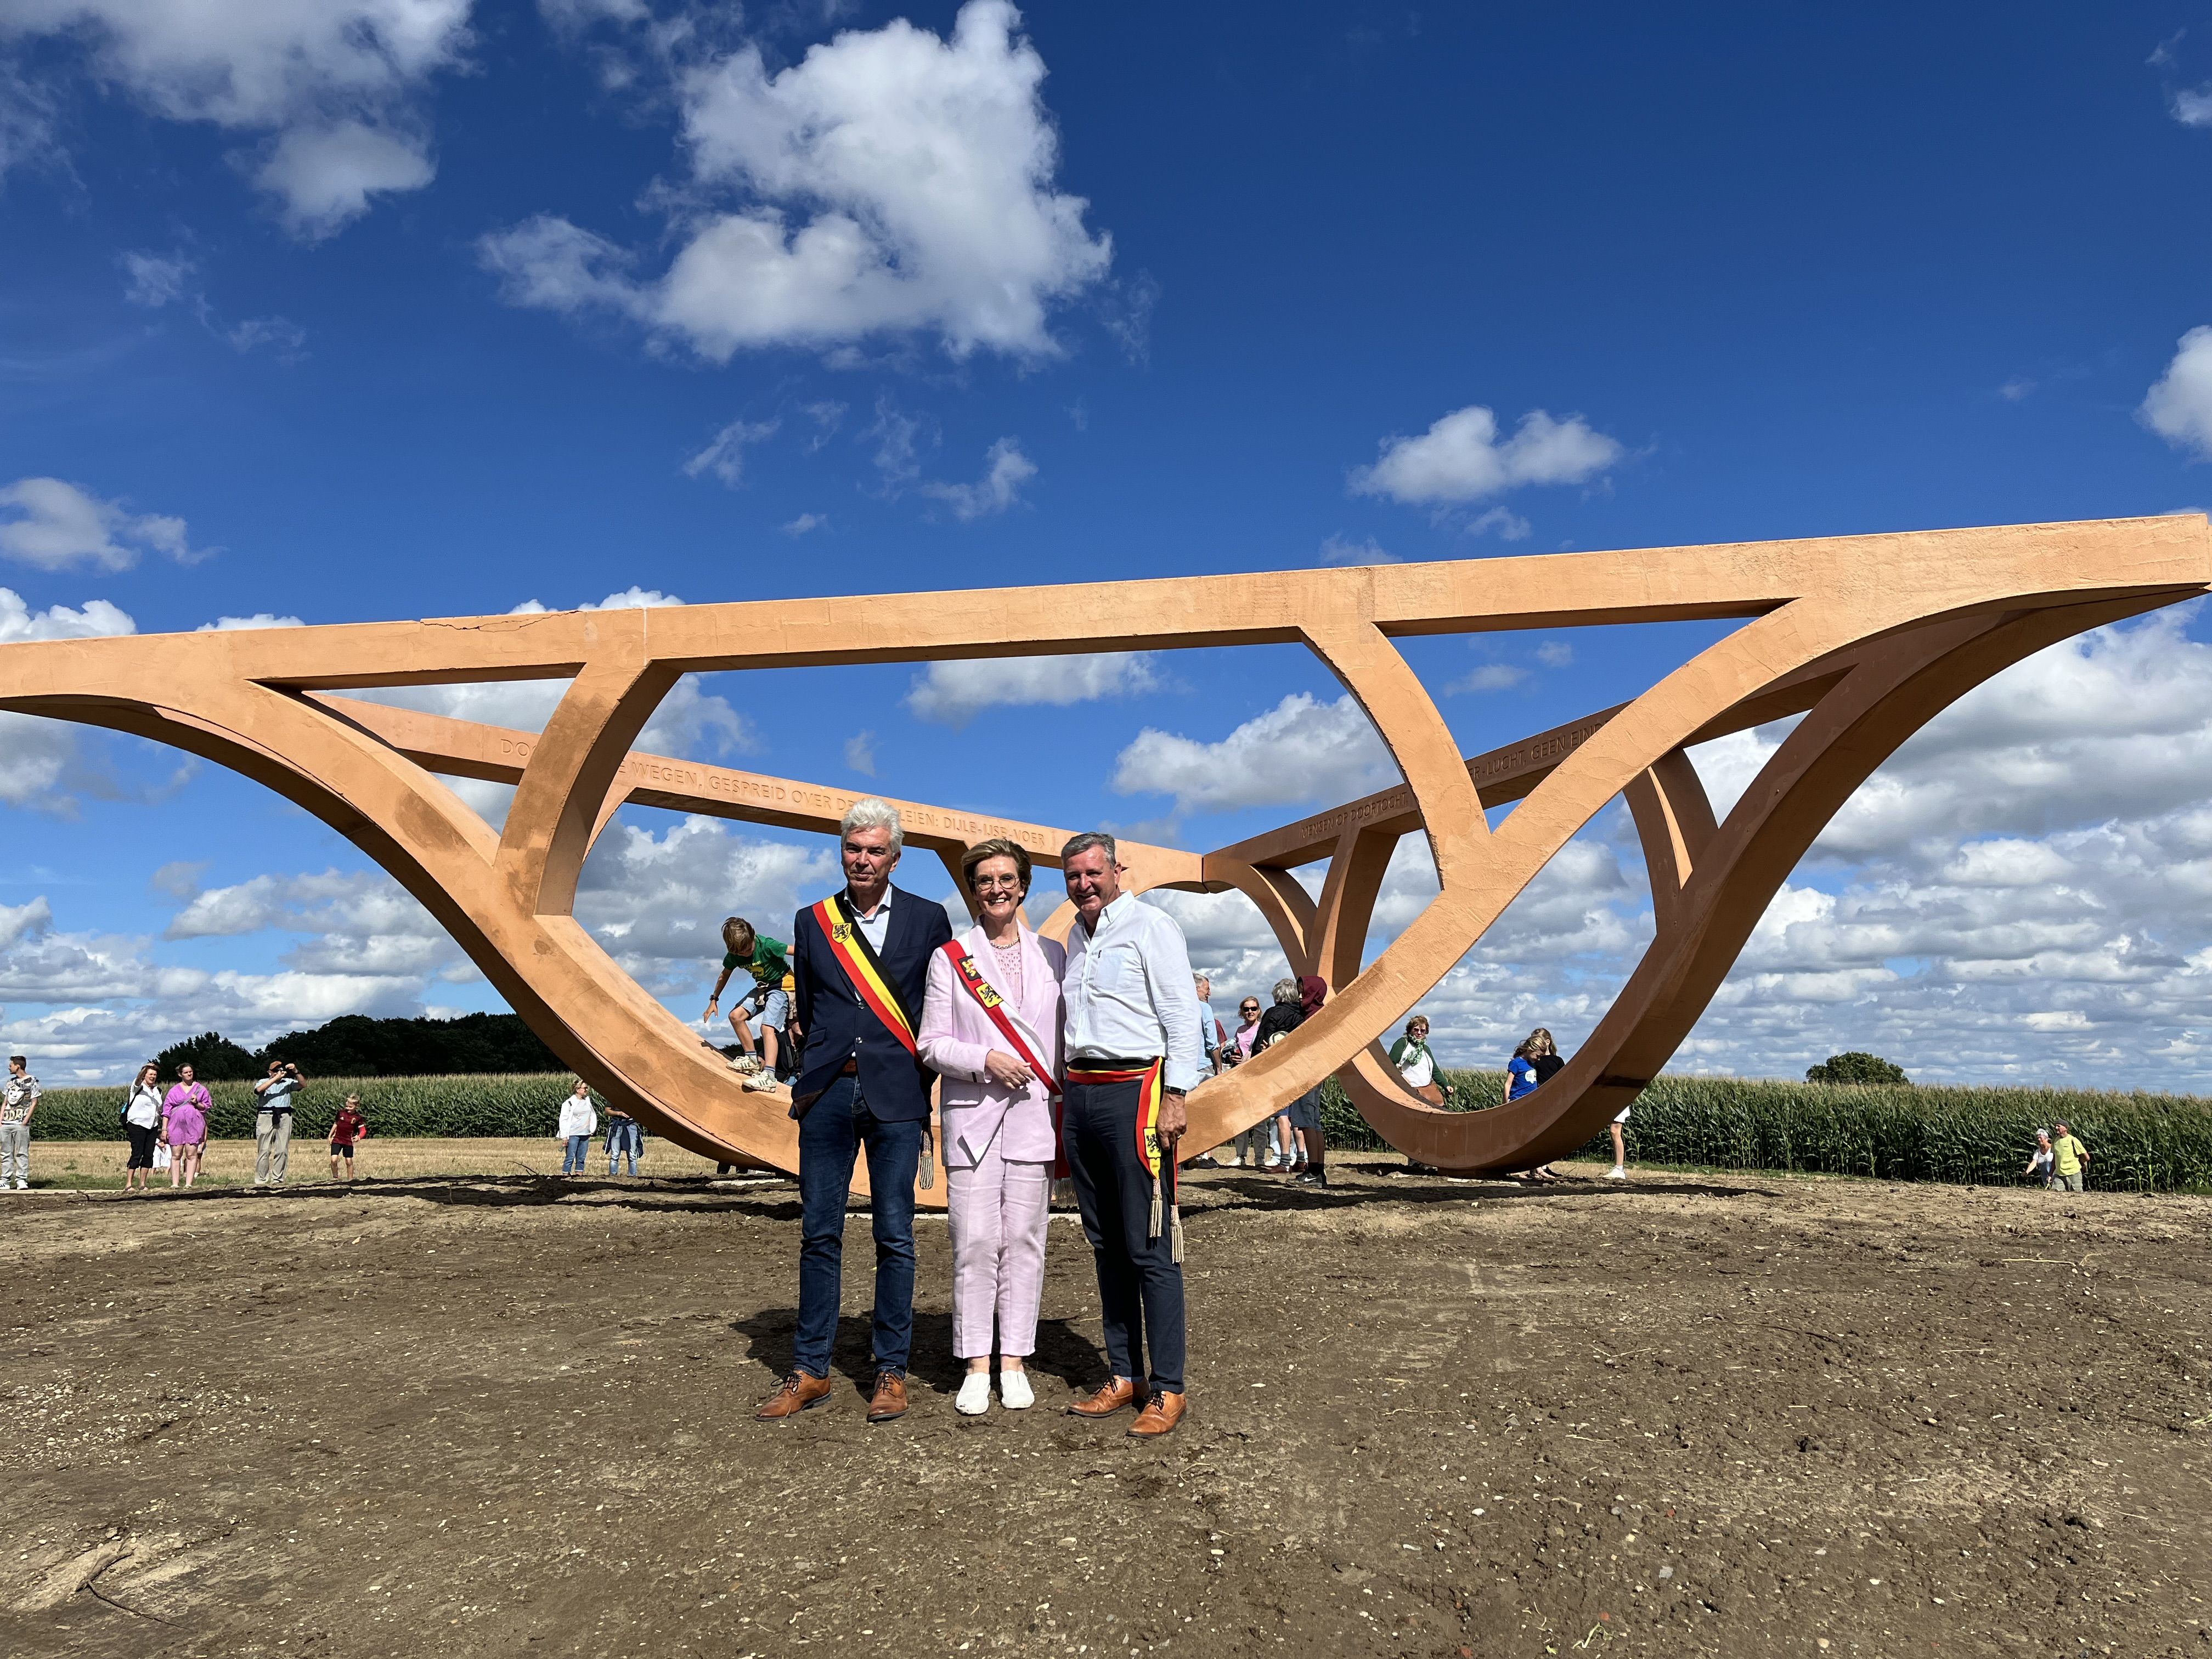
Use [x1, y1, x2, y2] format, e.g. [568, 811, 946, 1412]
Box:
[1058, 832, 1203, 1438]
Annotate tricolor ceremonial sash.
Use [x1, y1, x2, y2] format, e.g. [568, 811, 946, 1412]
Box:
[811, 893, 918, 1056]
[1064, 1058, 1182, 1262]
[938, 940, 1059, 1098]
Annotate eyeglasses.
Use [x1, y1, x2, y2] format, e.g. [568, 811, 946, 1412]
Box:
[1239, 1003, 1260, 1013]
[971, 874, 1024, 891]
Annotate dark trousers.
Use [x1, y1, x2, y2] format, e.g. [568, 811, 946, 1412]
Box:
[794, 1074, 921, 1379]
[1065, 1075, 1186, 1393]
[125, 1122, 158, 1170]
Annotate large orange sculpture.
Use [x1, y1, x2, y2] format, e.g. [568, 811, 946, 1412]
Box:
[3, 516, 2204, 1197]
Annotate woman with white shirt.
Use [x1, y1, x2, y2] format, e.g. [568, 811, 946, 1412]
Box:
[122, 1062, 164, 1193]
[917, 837, 1065, 1416]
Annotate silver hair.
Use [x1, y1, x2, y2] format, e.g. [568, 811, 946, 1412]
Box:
[1062, 830, 1117, 865]
[1271, 978, 1300, 1006]
[840, 797, 905, 852]
[1192, 972, 1210, 990]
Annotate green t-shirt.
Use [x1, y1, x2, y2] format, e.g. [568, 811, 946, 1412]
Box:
[2051, 1134, 2087, 1177]
[721, 936, 789, 991]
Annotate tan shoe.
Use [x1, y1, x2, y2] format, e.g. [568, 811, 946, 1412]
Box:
[1067, 1376, 1146, 1418]
[1127, 1390, 1186, 1438]
[866, 1370, 910, 1423]
[755, 1370, 833, 1421]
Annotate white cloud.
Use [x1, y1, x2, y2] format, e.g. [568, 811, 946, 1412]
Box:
[1466, 505, 1532, 540]
[1, 0, 469, 234]
[905, 651, 1159, 727]
[1110, 691, 1396, 815]
[843, 730, 877, 776]
[782, 512, 826, 536]
[1451, 663, 1526, 693]
[2141, 326, 2212, 458]
[1350, 405, 1622, 506]
[1535, 641, 1573, 668]
[921, 437, 1035, 520]
[0, 588, 143, 815]
[121, 251, 195, 308]
[0, 477, 199, 571]
[683, 416, 779, 487]
[1319, 534, 1395, 566]
[197, 612, 303, 631]
[479, 0, 1111, 360]
[254, 118, 436, 240]
[2173, 85, 2212, 127]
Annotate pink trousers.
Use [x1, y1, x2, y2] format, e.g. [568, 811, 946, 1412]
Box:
[945, 1136, 1052, 1359]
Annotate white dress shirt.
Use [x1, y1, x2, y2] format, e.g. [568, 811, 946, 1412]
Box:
[845, 885, 893, 955]
[1063, 893, 1205, 1093]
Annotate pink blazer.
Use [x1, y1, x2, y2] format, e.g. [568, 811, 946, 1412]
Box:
[918, 924, 1065, 1167]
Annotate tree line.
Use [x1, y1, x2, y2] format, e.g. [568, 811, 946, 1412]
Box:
[154, 1013, 563, 1080]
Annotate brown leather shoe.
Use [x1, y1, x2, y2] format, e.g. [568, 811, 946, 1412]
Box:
[1127, 1390, 1186, 1438]
[1067, 1376, 1146, 1418]
[755, 1370, 832, 1421]
[866, 1369, 909, 1423]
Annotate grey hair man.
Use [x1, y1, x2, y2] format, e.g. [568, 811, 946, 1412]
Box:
[757, 796, 953, 1425]
[1058, 831, 1204, 1438]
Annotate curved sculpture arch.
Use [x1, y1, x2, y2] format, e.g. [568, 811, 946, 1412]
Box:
[2, 515, 2203, 1199]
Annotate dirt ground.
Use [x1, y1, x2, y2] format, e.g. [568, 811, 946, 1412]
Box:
[1, 1155, 2207, 1659]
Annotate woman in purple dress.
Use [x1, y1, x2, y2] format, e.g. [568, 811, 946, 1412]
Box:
[161, 1064, 212, 1189]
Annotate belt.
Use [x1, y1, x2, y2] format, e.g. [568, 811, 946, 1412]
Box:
[838, 1057, 859, 1076]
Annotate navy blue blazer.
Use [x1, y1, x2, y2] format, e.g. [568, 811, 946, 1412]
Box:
[789, 883, 953, 1121]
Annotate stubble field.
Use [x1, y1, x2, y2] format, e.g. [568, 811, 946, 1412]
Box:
[0, 1155, 2207, 1658]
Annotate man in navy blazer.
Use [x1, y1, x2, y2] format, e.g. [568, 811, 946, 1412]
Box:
[756, 797, 953, 1425]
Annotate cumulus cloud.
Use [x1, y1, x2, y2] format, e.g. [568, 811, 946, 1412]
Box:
[2173, 85, 2212, 127]
[782, 512, 826, 536]
[843, 730, 877, 776]
[2141, 326, 2212, 458]
[921, 437, 1035, 520]
[0, 477, 199, 571]
[197, 612, 303, 631]
[479, 0, 1111, 360]
[1110, 692, 1396, 816]
[905, 651, 1159, 727]
[0, 0, 470, 235]
[1350, 404, 1622, 506]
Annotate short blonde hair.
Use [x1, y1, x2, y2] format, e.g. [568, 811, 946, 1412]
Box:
[960, 837, 1031, 897]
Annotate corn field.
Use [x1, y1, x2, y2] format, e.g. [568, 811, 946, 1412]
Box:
[1318, 1070, 2212, 1193]
[36, 1066, 2212, 1192]
[31, 1074, 576, 1143]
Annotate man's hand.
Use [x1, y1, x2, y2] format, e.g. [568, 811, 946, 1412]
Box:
[1158, 1087, 1188, 1146]
[703, 1002, 719, 1021]
[983, 1051, 1034, 1090]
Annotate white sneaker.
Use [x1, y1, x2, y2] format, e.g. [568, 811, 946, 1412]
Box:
[955, 1373, 992, 1415]
[732, 1054, 763, 1075]
[741, 1071, 781, 1092]
[1608, 1166, 1627, 1180]
[998, 1369, 1034, 1410]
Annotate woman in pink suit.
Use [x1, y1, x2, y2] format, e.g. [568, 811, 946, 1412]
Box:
[918, 836, 1065, 1417]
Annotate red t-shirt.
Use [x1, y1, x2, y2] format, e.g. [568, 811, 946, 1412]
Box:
[329, 1108, 368, 1147]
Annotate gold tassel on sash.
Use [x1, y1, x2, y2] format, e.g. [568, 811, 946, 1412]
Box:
[1148, 1172, 1163, 1239]
[918, 1121, 935, 1191]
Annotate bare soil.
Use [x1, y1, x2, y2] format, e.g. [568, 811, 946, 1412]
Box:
[1, 1156, 2207, 1659]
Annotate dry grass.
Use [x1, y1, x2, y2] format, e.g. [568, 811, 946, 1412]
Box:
[17, 1137, 738, 1189]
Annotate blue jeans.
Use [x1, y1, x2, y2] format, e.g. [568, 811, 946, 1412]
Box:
[794, 1074, 921, 1379]
[606, 1120, 641, 1174]
[562, 1134, 591, 1174]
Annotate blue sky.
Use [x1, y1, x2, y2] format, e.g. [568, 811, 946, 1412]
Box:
[9, 1, 2212, 1087]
